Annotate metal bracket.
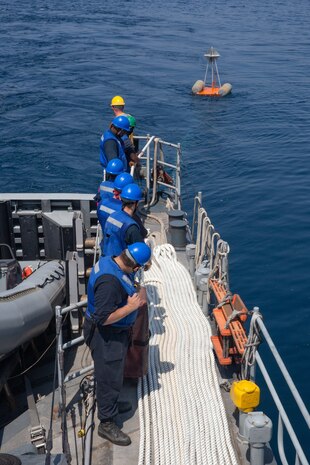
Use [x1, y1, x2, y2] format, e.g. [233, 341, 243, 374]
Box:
[67, 252, 80, 333]
[25, 375, 46, 454]
[30, 425, 46, 454]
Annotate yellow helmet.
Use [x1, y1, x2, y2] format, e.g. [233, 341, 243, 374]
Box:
[111, 95, 125, 106]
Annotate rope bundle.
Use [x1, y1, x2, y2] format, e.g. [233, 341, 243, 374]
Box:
[138, 244, 238, 465]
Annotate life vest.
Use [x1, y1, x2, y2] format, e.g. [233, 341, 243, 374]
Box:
[99, 180, 115, 200]
[103, 210, 137, 257]
[122, 134, 136, 165]
[122, 134, 135, 146]
[86, 256, 137, 327]
[97, 197, 122, 232]
[99, 129, 128, 171]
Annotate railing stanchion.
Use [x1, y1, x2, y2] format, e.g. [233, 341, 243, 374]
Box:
[256, 353, 309, 465]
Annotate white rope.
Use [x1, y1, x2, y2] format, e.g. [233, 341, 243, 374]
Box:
[93, 221, 101, 266]
[138, 244, 238, 465]
[195, 208, 218, 268]
[241, 310, 262, 380]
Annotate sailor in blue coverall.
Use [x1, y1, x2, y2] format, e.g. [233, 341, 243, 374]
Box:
[99, 115, 130, 171]
[103, 183, 148, 257]
[83, 243, 151, 446]
[97, 158, 125, 202]
[97, 172, 133, 231]
[97, 173, 135, 254]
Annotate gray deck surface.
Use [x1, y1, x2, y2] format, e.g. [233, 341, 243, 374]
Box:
[0, 343, 141, 465]
[0, 201, 277, 465]
[0, 344, 276, 465]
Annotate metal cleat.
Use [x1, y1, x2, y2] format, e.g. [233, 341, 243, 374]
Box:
[243, 411, 273, 465]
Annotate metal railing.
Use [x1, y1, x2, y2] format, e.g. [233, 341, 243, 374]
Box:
[190, 192, 309, 465]
[248, 309, 310, 465]
[191, 192, 227, 276]
[130, 135, 182, 209]
[55, 300, 94, 465]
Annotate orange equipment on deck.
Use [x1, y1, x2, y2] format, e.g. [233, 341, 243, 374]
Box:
[209, 279, 248, 366]
[22, 265, 33, 280]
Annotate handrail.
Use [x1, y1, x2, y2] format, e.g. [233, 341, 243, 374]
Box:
[256, 316, 310, 428]
[241, 308, 309, 464]
[147, 137, 159, 207]
[130, 134, 181, 209]
[190, 192, 309, 464]
[255, 352, 309, 465]
[194, 206, 220, 270]
[191, 193, 202, 238]
[55, 303, 93, 465]
[130, 135, 156, 178]
[0, 243, 15, 260]
[60, 298, 87, 315]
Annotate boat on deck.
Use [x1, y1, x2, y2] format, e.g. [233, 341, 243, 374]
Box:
[0, 251, 65, 361]
[0, 136, 309, 465]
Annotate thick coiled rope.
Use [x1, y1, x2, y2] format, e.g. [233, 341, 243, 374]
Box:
[138, 244, 238, 465]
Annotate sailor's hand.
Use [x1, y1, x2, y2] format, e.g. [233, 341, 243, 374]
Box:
[130, 153, 140, 164]
[127, 293, 142, 311]
[143, 260, 152, 271]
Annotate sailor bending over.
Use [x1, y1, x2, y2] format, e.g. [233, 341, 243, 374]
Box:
[102, 183, 148, 257]
[98, 158, 125, 202]
[99, 115, 130, 171]
[97, 173, 133, 249]
[83, 242, 152, 446]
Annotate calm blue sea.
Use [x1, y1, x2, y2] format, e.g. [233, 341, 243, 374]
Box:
[1, 0, 309, 455]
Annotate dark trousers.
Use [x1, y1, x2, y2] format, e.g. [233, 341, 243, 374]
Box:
[83, 318, 130, 421]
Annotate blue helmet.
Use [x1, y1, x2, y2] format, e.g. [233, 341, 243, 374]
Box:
[127, 242, 151, 266]
[121, 183, 143, 202]
[113, 173, 133, 192]
[106, 158, 124, 175]
[112, 115, 130, 132]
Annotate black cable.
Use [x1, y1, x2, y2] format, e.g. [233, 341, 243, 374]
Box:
[79, 375, 96, 460]
[9, 312, 68, 380]
[8, 337, 56, 380]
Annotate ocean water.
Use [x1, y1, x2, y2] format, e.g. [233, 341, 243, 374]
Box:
[1, 0, 309, 456]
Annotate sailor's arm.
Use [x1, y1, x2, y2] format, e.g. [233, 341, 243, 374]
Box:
[94, 275, 142, 326]
[103, 294, 142, 325]
[104, 139, 119, 162]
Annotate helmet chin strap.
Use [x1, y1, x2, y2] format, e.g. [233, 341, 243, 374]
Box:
[125, 248, 139, 267]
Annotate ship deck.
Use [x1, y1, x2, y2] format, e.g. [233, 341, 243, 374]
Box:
[0, 195, 277, 465]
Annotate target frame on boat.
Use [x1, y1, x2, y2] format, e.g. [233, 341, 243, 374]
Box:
[192, 46, 232, 97]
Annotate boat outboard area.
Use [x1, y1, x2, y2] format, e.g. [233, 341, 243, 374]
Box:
[0, 136, 309, 465]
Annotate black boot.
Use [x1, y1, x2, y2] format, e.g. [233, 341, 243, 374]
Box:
[98, 421, 131, 446]
[117, 401, 132, 413]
